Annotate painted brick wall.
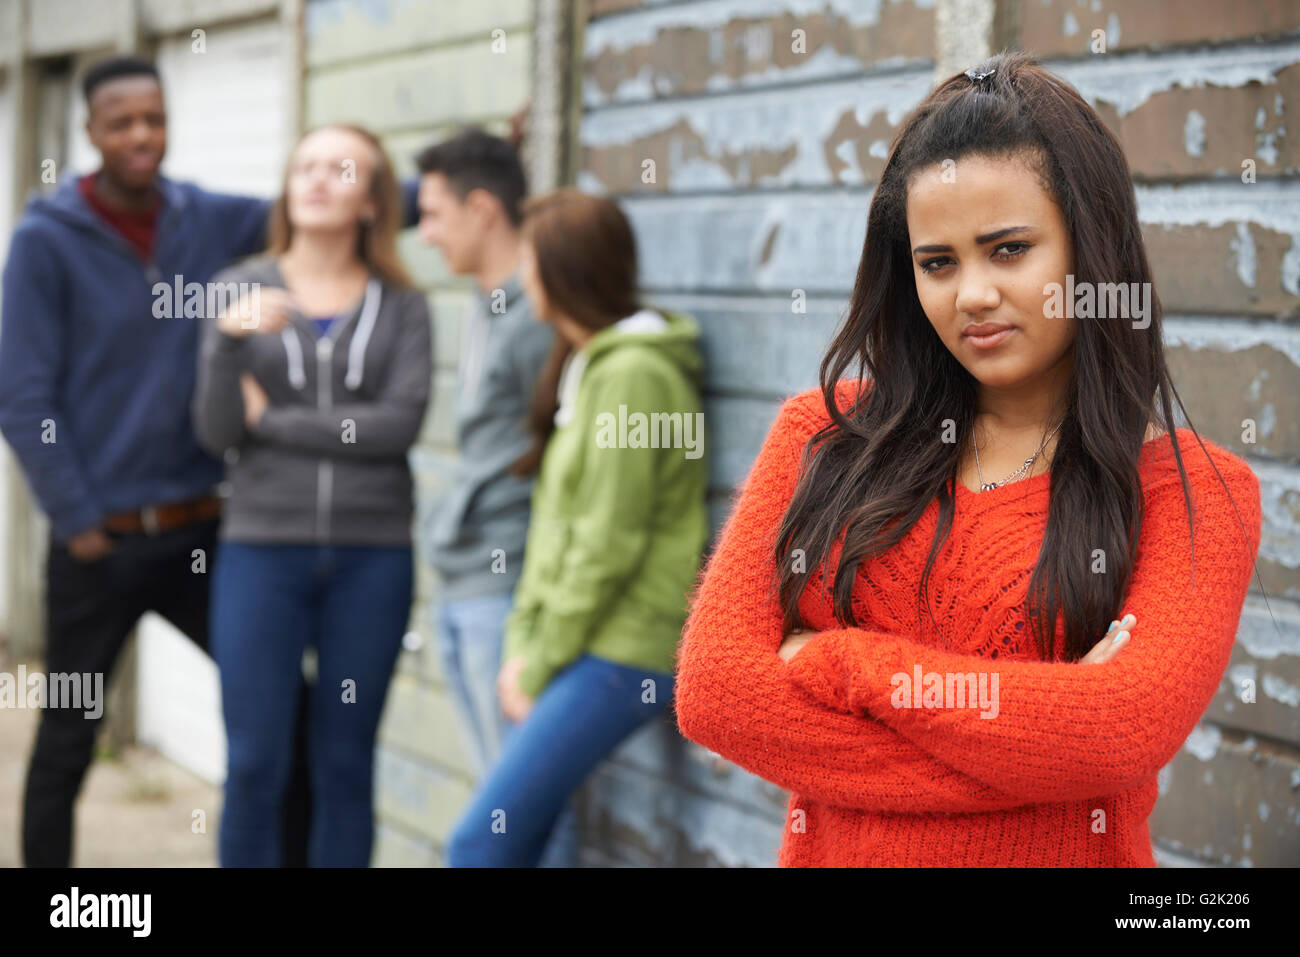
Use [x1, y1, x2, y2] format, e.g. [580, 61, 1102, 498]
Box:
[575, 0, 1300, 867]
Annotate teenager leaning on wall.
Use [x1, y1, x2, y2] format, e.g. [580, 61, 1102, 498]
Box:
[675, 50, 1265, 868]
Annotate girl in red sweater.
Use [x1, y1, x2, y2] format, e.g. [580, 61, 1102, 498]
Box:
[674, 50, 1264, 867]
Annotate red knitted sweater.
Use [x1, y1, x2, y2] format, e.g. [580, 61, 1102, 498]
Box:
[675, 380, 1262, 867]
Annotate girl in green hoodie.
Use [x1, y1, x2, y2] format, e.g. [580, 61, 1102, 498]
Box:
[445, 188, 709, 867]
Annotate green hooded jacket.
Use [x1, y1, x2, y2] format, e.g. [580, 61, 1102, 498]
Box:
[503, 307, 709, 698]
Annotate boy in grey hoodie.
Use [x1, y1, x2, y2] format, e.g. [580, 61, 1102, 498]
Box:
[414, 131, 565, 855]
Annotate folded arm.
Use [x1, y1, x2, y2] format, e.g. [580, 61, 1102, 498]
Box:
[784, 453, 1263, 804]
[675, 390, 1033, 814]
[251, 292, 432, 459]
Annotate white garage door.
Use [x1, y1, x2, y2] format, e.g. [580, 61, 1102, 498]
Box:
[63, 52, 103, 178]
[157, 20, 290, 195]
[135, 18, 291, 785]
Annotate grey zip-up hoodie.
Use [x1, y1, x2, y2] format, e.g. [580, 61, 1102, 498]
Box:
[193, 256, 433, 547]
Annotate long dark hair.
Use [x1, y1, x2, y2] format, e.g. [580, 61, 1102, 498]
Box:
[775, 50, 1258, 663]
[510, 188, 642, 476]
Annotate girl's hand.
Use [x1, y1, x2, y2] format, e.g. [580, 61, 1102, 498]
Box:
[1080, 613, 1136, 665]
[496, 655, 536, 722]
[217, 287, 296, 338]
[778, 627, 817, 662]
[241, 373, 269, 429]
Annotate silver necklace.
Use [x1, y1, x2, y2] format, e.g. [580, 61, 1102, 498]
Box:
[973, 421, 1062, 491]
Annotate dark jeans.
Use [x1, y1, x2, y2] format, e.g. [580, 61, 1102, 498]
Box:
[211, 541, 412, 867]
[21, 517, 312, 867]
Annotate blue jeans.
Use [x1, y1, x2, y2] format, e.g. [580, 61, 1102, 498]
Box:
[445, 653, 675, 867]
[212, 542, 412, 867]
[434, 593, 514, 778]
[434, 592, 578, 867]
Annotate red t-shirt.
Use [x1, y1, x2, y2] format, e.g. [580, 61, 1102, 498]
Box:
[77, 173, 161, 262]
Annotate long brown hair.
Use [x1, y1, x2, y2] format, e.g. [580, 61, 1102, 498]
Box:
[510, 188, 641, 476]
[266, 123, 414, 288]
[775, 50, 1261, 663]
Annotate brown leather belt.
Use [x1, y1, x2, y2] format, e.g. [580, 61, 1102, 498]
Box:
[102, 493, 222, 536]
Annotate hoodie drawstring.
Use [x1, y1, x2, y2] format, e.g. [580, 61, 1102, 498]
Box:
[345, 279, 382, 391]
[279, 278, 382, 392]
[281, 327, 306, 389]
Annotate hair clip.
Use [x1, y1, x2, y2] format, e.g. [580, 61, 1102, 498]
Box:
[965, 67, 996, 83]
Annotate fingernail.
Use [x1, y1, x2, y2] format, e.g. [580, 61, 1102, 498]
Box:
[1121, 614, 1135, 626]
[1107, 620, 1119, 634]
[1112, 630, 1129, 644]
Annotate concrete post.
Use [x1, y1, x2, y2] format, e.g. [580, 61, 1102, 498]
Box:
[934, 0, 1020, 84]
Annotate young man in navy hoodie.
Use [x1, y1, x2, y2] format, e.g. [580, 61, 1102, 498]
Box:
[0, 56, 416, 867]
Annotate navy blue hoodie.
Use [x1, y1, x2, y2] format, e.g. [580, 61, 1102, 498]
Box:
[0, 175, 270, 542]
[0, 174, 420, 543]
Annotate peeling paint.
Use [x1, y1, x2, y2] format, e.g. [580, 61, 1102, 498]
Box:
[1183, 723, 1221, 761]
[702, 44, 889, 96]
[600, 63, 658, 103]
[1257, 129, 1281, 167]
[1238, 464, 1300, 571]
[1136, 182, 1300, 296]
[1184, 108, 1206, 158]
[1259, 402, 1276, 437]
[1228, 221, 1256, 288]
[1050, 40, 1300, 118]
[1262, 672, 1300, 707]
[619, 188, 870, 292]
[584, 0, 935, 107]
[581, 68, 933, 189]
[576, 168, 608, 195]
[1227, 662, 1258, 698]
[586, 767, 676, 860]
[833, 139, 863, 183]
[1162, 316, 1300, 371]
[1247, 369, 1269, 401]
[586, 0, 937, 57]
[674, 791, 783, 867]
[1106, 11, 1121, 48]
